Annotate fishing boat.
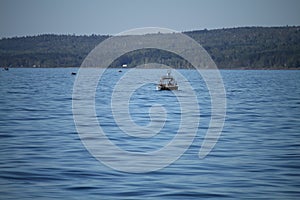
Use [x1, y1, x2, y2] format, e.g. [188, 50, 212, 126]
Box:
[157, 70, 178, 90]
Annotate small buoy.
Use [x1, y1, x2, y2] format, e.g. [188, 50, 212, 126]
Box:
[71, 72, 76, 75]
[4, 67, 9, 71]
[118, 70, 122, 72]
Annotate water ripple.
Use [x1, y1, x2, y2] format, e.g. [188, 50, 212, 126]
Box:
[0, 69, 300, 199]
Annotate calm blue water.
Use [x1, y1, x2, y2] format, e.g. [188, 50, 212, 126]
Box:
[0, 68, 300, 199]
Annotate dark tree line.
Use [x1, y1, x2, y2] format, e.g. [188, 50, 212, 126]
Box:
[0, 26, 299, 69]
[0, 34, 108, 68]
[185, 26, 300, 69]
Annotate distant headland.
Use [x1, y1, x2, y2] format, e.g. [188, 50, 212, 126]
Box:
[0, 26, 299, 69]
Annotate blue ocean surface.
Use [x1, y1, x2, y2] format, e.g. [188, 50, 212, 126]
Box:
[0, 68, 300, 199]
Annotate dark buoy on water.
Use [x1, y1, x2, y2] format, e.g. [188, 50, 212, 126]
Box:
[118, 70, 122, 72]
[71, 72, 77, 75]
[4, 67, 9, 71]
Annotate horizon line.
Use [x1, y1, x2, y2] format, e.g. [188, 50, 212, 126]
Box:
[1, 25, 299, 40]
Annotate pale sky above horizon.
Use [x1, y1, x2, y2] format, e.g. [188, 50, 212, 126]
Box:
[0, 0, 300, 38]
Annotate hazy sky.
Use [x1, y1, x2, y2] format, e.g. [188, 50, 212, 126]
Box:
[0, 0, 299, 37]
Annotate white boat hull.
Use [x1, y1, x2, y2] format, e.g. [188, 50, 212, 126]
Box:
[157, 84, 178, 90]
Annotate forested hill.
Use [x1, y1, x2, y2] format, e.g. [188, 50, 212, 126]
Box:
[185, 26, 300, 69]
[0, 26, 299, 69]
[0, 34, 108, 68]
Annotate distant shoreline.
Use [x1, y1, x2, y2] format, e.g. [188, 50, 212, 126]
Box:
[2, 66, 300, 70]
[1, 26, 299, 70]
